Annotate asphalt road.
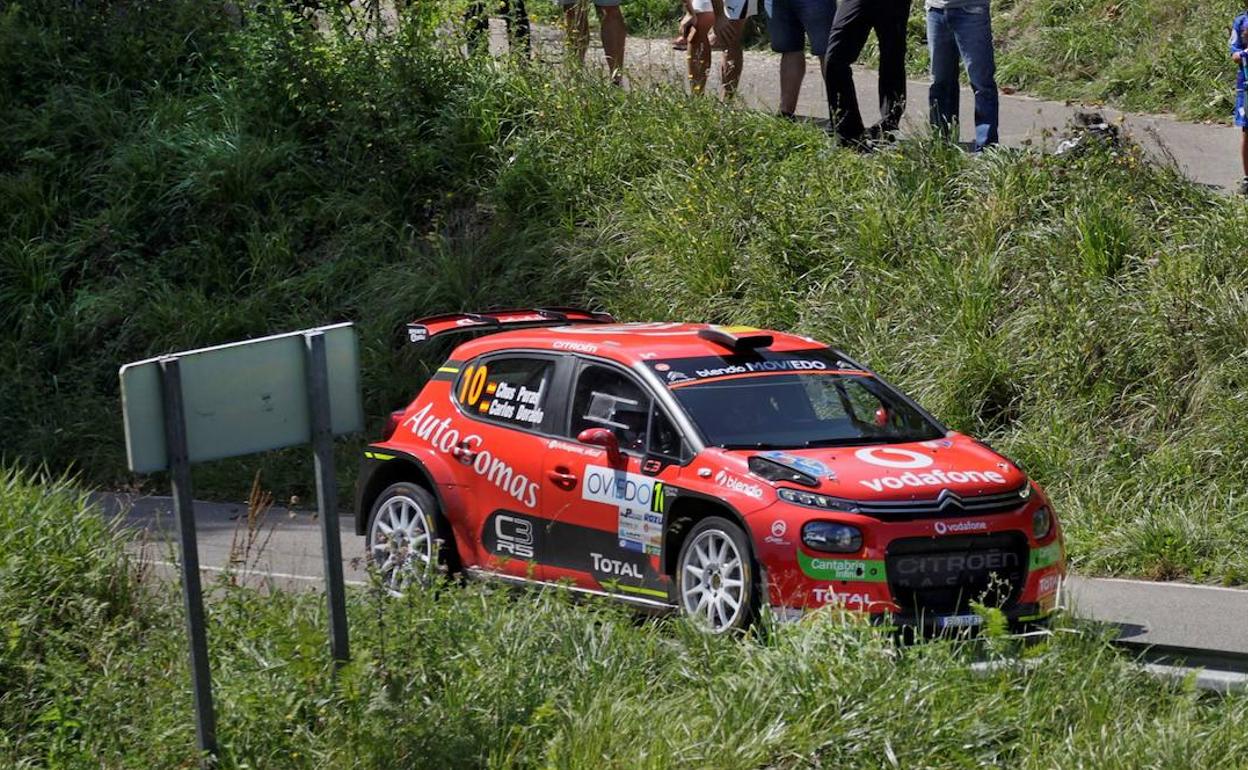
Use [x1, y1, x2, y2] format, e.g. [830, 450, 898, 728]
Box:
[513, 26, 1240, 191]
[96, 493, 1248, 656]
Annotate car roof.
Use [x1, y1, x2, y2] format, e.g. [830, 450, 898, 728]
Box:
[449, 322, 831, 365]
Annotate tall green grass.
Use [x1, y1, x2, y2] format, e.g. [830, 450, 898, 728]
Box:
[2, 466, 1247, 767]
[2, 1, 1248, 583]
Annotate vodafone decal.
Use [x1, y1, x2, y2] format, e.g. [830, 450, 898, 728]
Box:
[853, 447, 1006, 492]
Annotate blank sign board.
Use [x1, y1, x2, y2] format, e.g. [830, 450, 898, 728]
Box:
[120, 323, 364, 473]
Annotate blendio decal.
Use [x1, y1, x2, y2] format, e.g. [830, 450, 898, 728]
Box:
[693, 359, 828, 379]
[404, 403, 540, 508]
[798, 551, 887, 581]
[858, 468, 1008, 493]
[583, 465, 665, 555]
[714, 470, 764, 499]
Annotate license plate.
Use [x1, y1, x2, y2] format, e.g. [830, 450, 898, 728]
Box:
[937, 614, 983, 629]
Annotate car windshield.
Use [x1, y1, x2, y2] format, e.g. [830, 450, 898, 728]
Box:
[646, 350, 943, 449]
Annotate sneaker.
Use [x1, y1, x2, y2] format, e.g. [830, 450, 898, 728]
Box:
[1239, 176, 1248, 196]
[673, 35, 687, 51]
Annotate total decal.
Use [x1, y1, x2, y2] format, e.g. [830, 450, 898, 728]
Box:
[590, 552, 644, 579]
[713, 470, 764, 500]
[403, 402, 540, 508]
[811, 588, 871, 608]
[582, 465, 667, 555]
[1038, 572, 1061, 596]
[853, 447, 1007, 493]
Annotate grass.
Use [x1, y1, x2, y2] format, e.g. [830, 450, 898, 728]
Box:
[3, 0, 1248, 587]
[2, 466, 1247, 768]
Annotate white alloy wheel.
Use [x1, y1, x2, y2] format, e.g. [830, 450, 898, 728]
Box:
[678, 522, 751, 632]
[368, 490, 435, 593]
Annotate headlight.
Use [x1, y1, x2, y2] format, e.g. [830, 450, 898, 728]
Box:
[777, 487, 859, 512]
[1032, 506, 1052, 540]
[802, 521, 863, 553]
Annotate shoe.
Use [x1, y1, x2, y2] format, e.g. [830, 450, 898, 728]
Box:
[865, 123, 899, 144]
[1239, 176, 1248, 196]
[673, 35, 687, 51]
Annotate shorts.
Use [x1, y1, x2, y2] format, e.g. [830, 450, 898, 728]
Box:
[691, 0, 758, 20]
[1237, 89, 1247, 129]
[557, 0, 623, 7]
[766, 0, 835, 56]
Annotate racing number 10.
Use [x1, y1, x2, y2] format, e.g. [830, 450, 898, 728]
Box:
[459, 364, 488, 407]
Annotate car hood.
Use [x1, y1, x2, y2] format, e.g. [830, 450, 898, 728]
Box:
[733, 433, 1026, 501]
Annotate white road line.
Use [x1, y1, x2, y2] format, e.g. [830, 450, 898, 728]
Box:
[144, 559, 369, 588]
[1077, 576, 1248, 594]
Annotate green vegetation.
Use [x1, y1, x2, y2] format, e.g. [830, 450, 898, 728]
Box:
[4, 0, 1248, 586]
[2, 467, 1246, 767]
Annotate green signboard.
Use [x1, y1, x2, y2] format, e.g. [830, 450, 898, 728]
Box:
[120, 323, 363, 473]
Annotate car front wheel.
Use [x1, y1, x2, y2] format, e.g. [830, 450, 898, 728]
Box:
[676, 516, 757, 633]
[366, 482, 446, 593]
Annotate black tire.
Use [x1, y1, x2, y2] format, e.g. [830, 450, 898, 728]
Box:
[366, 482, 457, 593]
[674, 516, 759, 633]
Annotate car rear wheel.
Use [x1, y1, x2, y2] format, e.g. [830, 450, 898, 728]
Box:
[676, 516, 757, 633]
[366, 482, 446, 594]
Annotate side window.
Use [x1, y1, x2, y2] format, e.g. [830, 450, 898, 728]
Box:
[570, 365, 651, 454]
[648, 405, 684, 459]
[456, 357, 554, 431]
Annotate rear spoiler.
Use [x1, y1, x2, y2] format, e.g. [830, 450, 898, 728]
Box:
[405, 307, 615, 344]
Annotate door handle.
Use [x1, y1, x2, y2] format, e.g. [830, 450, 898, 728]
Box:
[451, 442, 477, 464]
[547, 467, 578, 490]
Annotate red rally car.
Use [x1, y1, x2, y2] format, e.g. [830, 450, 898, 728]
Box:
[356, 308, 1065, 633]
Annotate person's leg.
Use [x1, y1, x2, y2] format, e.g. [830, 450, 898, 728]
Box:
[595, 3, 626, 83]
[563, 2, 590, 64]
[464, 0, 489, 56]
[926, 7, 959, 139]
[1242, 128, 1248, 183]
[721, 18, 748, 98]
[779, 53, 806, 115]
[770, 0, 807, 115]
[503, 0, 532, 58]
[824, 0, 872, 143]
[949, 5, 997, 148]
[873, 0, 910, 131]
[688, 11, 715, 94]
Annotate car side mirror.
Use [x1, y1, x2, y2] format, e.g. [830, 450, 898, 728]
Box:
[577, 427, 623, 466]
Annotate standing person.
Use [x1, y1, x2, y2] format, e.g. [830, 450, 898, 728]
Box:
[823, 0, 911, 148]
[465, 0, 531, 58]
[766, 0, 835, 118]
[1231, 9, 1248, 194]
[926, 0, 998, 150]
[683, 0, 755, 97]
[559, 0, 627, 84]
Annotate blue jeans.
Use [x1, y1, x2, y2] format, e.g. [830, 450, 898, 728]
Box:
[927, 5, 998, 149]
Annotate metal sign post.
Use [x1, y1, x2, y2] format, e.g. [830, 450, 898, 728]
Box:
[158, 357, 218, 762]
[119, 323, 364, 760]
[305, 331, 349, 663]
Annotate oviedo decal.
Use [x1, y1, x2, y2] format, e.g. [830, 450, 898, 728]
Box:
[582, 465, 667, 555]
[482, 510, 670, 601]
[403, 402, 540, 508]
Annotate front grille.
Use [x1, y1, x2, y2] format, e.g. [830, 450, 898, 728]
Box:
[885, 532, 1028, 616]
[852, 486, 1027, 521]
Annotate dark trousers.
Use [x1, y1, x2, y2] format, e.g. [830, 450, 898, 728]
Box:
[824, 0, 911, 143]
[465, 0, 531, 56]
